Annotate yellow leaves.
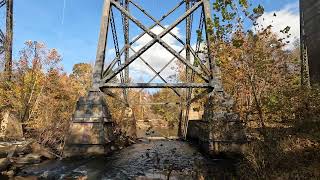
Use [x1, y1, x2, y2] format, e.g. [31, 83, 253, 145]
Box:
[0, 41, 80, 149]
[47, 48, 61, 64]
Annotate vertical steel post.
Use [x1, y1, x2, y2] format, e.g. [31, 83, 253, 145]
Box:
[92, 0, 112, 91]
[202, 0, 220, 81]
[124, 0, 130, 83]
[183, 0, 192, 138]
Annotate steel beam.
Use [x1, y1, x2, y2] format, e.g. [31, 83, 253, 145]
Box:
[101, 0, 206, 84]
[129, 0, 185, 46]
[0, 0, 5, 8]
[103, 47, 126, 77]
[132, 102, 183, 105]
[123, 0, 130, 83]
[203, 0, 218, 79]
[130, 47, 182, 97]
[128, 47, 186, 102]
[100, 83, 212, 88]
[130, 0, 185, 46]
[187, 44, 210, 76]
[0, 30, 4, 54]
[92, 0, 112, 90]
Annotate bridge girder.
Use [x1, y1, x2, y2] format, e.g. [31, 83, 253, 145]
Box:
[65, 1, 247, 156]
[92, 0, 225, 138]
[93, 0, 222, 91]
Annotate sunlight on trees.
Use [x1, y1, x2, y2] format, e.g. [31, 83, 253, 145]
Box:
[0, 0, 319, 178]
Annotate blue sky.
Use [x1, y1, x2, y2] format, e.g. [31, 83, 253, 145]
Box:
[0, 0, 299, 73]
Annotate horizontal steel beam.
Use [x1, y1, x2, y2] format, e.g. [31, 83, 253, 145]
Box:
[101, 0, 204, 84]
[130, 47, 182, 97]
[100, 83, 212, 88]
[133, 102, 182, 105]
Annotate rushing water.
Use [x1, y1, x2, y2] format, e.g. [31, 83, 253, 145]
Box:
[16, 140, 237, 179]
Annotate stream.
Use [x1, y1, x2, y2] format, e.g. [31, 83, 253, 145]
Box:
[15, 140, 238, 179]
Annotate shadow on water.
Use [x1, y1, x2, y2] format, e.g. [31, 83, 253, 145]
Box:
[15, 140, 238, 180]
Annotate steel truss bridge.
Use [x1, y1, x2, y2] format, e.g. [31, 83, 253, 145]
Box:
[91, 0, 224, 137]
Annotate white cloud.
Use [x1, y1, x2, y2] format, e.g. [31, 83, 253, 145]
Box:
[254, 2, 300, 49]
[129, 25, 184, 82]
[109, 26, 206, 83]
[107, 48, 115, 56]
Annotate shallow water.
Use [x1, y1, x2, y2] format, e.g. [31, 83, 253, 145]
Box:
[17, 140, 237, 179]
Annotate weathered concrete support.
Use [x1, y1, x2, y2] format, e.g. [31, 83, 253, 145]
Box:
[63, 0, 116, 157]
[63, 91, 116, 157]
[300, 0, 320, 85]
[187, 92, 247, 155]
[185, 0, 248, 155]
[123, 107, 137, 138]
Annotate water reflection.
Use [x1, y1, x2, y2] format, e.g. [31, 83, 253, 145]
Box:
[18, 140, 237, 179]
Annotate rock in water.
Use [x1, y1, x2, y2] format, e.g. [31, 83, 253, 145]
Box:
[15, 154, 41, 165]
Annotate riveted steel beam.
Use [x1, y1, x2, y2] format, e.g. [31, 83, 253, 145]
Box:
[101, 0, 206, 85]
[129, 47, 182, 97]
[187, 44, 210, 76]
[203, 0, 220, 80]
[0, 0, 5, 8]
[129, 0, 185, 46]
[130, 0, 185, 46]
[100, 83, 212, 88]
[92, 0, 112, 90]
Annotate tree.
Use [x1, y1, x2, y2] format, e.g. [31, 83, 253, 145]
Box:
[4, 0, 13, 81]
[70, 63, 93, 96]
[150, 89, 180, 128]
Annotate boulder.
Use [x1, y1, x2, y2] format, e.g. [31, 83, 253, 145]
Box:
[0, 158, 11, 171]
[0, 112, 23, 140]
[15, 143, 32, 156]
[14, 176, 38, 180]
[0, 145, 16, 158]
[14, 154, 41, 165]
[29, 142, 54, 159]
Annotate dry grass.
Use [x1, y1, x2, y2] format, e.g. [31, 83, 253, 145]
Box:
[237, 119, 320, 179]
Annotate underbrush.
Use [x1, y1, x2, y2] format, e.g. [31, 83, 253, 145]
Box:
[237, 118, 320, 179]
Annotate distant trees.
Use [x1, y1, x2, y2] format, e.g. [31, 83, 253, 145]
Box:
[0, 41, 95, 150]
[150, 89, 180, 128]
[70, 63, 93, 96]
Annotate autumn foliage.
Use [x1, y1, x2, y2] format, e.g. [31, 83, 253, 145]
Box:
[0, 41, 92, 152]
[0, 0, 319, 178]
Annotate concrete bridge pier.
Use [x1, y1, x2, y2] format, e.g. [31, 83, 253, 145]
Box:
[187, 91, 247, 155]
[63, 91, 116, 157]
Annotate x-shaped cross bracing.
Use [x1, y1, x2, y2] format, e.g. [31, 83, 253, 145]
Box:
[96, 0, 216, 90]
[0, 0, 5, 8]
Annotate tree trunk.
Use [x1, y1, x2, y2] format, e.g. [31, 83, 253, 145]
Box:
[5, 0, 13, 81]
[249, 75, 266, 130]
